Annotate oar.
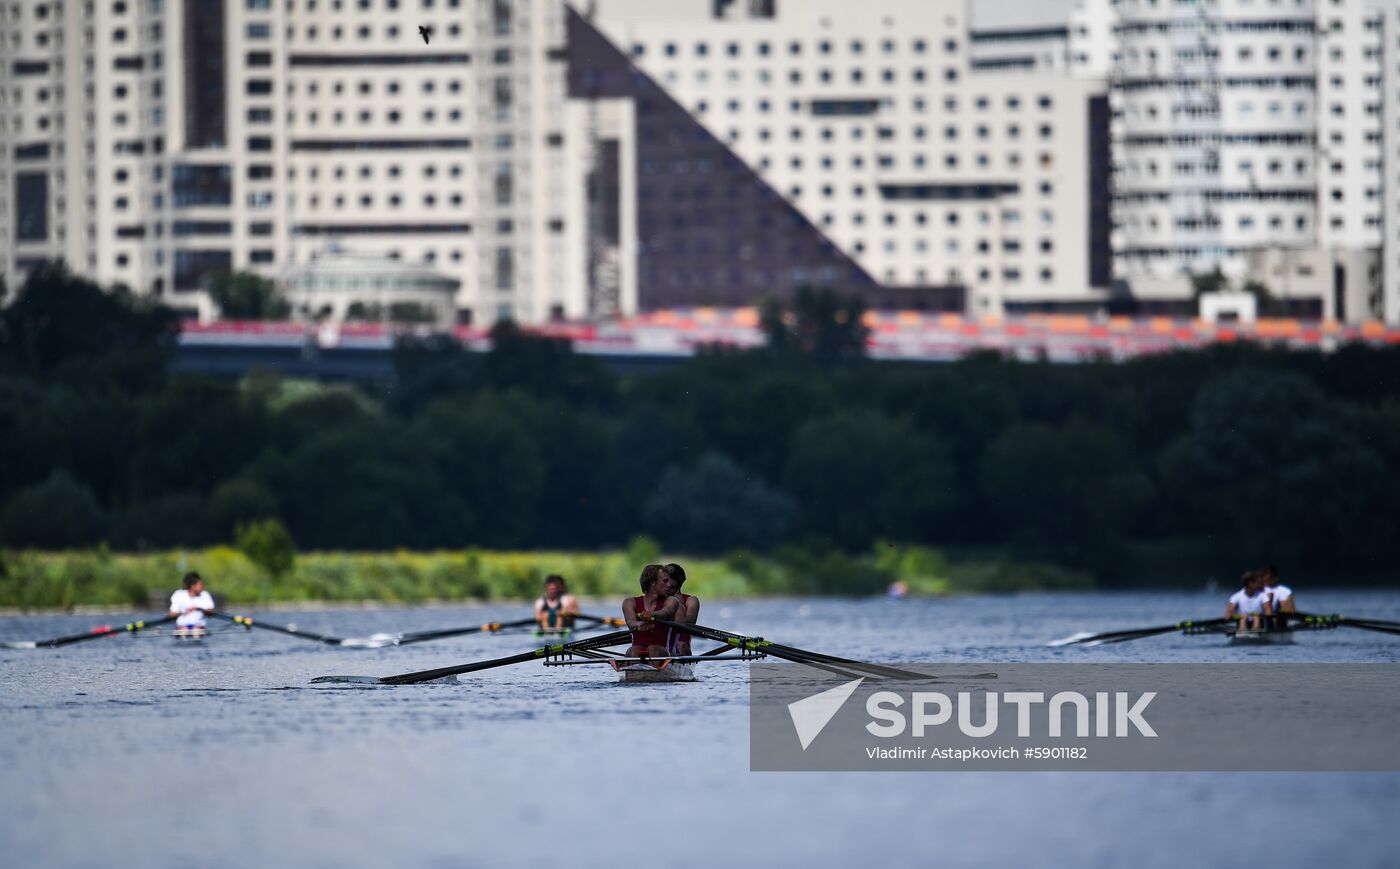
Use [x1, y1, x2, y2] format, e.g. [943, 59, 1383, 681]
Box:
[341, 613, 629, 648]
[209, 612, 345, 645]
[655, 619, 924, 680]
[388, 616, 543, 646]
[1290, 613, 1400, 637]
[1, 614, 179, 649]
[311, 629, 635, 685]
[1049, 617, 1234, 647]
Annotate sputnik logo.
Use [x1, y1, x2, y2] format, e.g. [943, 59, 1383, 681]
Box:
[787, 678, 865, 750]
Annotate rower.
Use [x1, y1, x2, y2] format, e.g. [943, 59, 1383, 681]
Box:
[623, 564, 681, 658]
[168, 572, 215, 634]
[661, 562, 699, 656]
[1225, 570, 1271, 632]
[1261, 564, 1295, 617]
[535, 574, 580, 634]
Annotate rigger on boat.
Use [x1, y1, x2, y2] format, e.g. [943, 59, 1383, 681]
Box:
[1050, 568, 1400, 648]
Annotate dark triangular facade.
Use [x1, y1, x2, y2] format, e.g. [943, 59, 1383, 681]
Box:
[566, 7, 886, 310]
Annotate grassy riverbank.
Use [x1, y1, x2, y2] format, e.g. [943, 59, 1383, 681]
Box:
[0, 542, 1091, 610]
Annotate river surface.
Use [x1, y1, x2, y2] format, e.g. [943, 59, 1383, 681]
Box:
[3, 591, 1399, 869]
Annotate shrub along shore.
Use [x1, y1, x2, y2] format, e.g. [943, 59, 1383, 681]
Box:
[0, 542, 1091, 611]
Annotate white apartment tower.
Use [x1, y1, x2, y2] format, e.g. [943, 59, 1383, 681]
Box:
[1110, 0, 1395, 320]
[1386, 4, 1400, 323]
[2, 0, 585, 324]
[4, 0, 1113, 320]
[14, 0, 1392, 322]
[1111, 0, 1321, 282]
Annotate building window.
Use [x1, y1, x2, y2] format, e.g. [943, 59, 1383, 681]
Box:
[495, 247, 514, 290]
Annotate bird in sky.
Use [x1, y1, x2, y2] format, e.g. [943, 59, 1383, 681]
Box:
[419, 25, 432, 45]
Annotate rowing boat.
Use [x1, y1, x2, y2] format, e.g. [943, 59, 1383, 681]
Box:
[172, 626, 208, 642]
[1051, 610, 1400, 647]
[1227, 626, 1295, 646]
[312, 621, 928, 686]
[612, 660, 699, 683]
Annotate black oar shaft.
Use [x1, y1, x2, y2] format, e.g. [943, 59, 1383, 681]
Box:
[392, 614, 622, 645]
[1289, 612, 1400, 637]
[210, 612, 344, 645]
[13, 614, 178, 649]
[379, 629, 634, 685]
[577, 614, 627, 627]
[1057, 617, 1234, 646]
[393, 617, 539, 645]
[656, 620, 921, 680]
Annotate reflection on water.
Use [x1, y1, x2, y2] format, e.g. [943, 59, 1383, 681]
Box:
[3, 592, 1399, 868]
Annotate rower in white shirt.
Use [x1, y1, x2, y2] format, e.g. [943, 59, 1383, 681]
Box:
[1261, 564, 1295, 615]
[168, 572, 215, 632]
[1224, 570, 1272, 632]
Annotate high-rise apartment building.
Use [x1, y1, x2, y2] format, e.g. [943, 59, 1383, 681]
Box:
[580, 0, 1110, 315]
[1111, 0, 1321, 281]
[1109, 0, 1395, 320]
[8, 0, 1390, 323]
[4, 0, 1116, 320]
[1385, 4, 1400, 323]
[2, 0, 585, 324]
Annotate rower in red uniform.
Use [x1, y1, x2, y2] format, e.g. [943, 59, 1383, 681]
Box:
[661, 563, 699, 656]
[623, 564, 681, 658]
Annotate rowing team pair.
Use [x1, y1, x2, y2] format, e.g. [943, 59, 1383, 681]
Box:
[1225, 565, 1295, 631]
[622, 563, 699, 659]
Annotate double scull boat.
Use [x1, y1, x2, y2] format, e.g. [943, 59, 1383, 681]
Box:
[311, 619, 930, 686]
[1051, 612, 1400, 647]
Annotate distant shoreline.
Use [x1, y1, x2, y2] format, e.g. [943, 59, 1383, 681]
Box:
[0, 545, 1096, 611]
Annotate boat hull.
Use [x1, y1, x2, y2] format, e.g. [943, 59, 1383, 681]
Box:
[1228, 628, 1295, 646]
[173, 626, 208, 641]
[615, 662, 698, 683]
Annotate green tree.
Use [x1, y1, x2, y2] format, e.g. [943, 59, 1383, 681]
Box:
[207, 478, 280, 542]
[978, 420, 1153, 567]
[236, 517, 297, 579]
[0, 470, 105, 548]
[1190, 371, 1384, 566]
[0, 260, 176, 379]
[111, 492, 215, 549]
[760, 287, 869, 362]
[484, 320, 615, 408]
[252, 426, 470, 549]
[644, 452, 797, 553]
[783, 411, 957, 549]
[388, 302, 438, 324]
[1191, 267, 1228, 296]
[1241, 279, 1271, 300]
[412, 394, 545, 547]
[207, 271, 291, 320]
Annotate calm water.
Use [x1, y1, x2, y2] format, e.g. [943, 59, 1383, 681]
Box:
[3, 591, 1399, 869]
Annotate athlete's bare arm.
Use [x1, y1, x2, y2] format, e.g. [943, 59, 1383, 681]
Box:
[623, 596, 646, 631]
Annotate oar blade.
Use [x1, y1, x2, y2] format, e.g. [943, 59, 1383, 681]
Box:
[1, 641, 39, 650]
[336, 633, 403, 649]
[310, 674, 461, 685]
[1048, 631, 1099, 647]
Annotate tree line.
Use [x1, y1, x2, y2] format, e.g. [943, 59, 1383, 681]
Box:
[2, 265, 1398, 585]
